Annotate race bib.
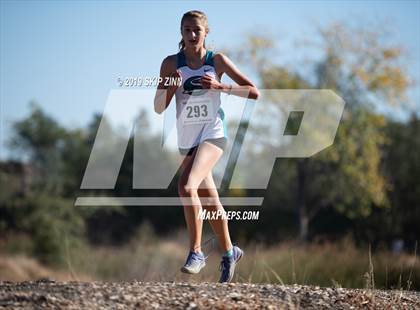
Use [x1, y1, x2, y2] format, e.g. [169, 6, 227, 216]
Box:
[180, 97, 215, 126]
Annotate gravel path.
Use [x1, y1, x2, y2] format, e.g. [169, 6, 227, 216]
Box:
[1, 280, 419, 309]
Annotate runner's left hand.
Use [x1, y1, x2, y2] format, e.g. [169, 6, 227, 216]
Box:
[201, 74, 222, 90]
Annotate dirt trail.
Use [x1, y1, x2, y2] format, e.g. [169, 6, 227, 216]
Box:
[1, 280, 419, 309]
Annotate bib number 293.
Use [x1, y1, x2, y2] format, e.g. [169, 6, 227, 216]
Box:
[181, 99, 214, 125]
[186, 104, 208, 118]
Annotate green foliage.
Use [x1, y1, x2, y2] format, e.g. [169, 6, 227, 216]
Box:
[311, 108, 389, 218]
[8, 103, 65, 195]
[229, 20, 411, 241]
[261, 66, 310, 89]
[9, 102, 67, 156]
[60, 128, 91, 197]
[314, 22, 411, 106]
[2, 193, 86, 266]
[2, 106, 123, 265]
[383, 115, 420, 241]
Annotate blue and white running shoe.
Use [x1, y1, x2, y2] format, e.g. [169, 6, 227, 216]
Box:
[219, 246, 244, 283]
[180, 251, 206, 274]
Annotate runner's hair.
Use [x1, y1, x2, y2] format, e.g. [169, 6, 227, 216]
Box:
[179, 10, 209, 50]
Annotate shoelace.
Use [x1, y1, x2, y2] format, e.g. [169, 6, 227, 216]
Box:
[192, 253, 205, 264]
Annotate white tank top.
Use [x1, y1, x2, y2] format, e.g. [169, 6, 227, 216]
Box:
[175, 50, 227, 149]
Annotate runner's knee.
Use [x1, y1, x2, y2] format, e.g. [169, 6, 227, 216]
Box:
[201, 197, 222, 207]
[182, 183, 199, 197]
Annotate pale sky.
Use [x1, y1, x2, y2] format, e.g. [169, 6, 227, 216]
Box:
[1, 0, 419, 159]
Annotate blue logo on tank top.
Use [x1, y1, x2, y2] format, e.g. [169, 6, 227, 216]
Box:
[183, 76, 207, 97]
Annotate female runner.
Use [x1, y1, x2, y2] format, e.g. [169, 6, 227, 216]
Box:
[154, 10, 259, 283]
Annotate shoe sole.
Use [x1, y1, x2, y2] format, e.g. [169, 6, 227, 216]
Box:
[180, 262, 206, 274]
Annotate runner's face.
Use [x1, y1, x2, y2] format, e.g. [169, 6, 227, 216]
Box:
[181, 18, 207, 48]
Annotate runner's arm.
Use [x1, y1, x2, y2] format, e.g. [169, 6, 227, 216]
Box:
[214, 53, 260, 100]
[154, 56, 180, 114]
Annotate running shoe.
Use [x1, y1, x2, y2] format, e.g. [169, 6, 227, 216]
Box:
[180, 251, 206, 274]
[219, 246, 244, 283]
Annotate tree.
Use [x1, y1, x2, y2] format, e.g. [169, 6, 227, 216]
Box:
[383, 114, 420, 246]
[9, 102, 67, 195]
[227, 21, 411, 241]
[5, 103, 88, 264]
